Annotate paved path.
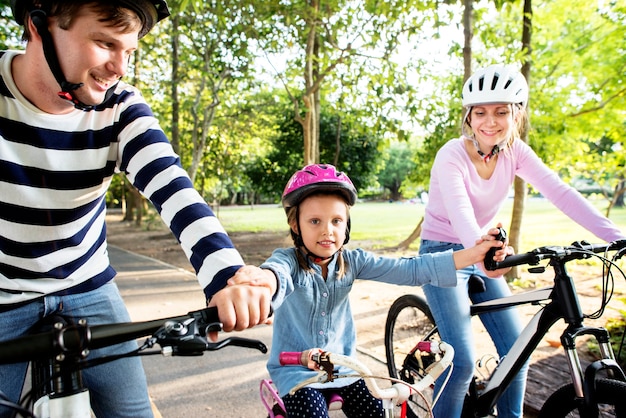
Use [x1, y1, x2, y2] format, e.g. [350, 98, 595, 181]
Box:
[110, 244, 623, 417]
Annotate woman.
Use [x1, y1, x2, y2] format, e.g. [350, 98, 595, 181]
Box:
[419, 64, 625, 417]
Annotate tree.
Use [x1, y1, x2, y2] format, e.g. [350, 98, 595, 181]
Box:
[378, 142, 417, 201]
[247, 97, 381, 202]
[1, 2, 23, 49]
[255, 0, 446, 165]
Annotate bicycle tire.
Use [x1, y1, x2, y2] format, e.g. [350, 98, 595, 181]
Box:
[384, 294, 439, 418]
[538, 378, 626, 417]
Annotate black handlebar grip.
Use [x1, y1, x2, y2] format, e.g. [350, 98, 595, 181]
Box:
[484, 227, 507, 271]
[489, 251, 541, 270]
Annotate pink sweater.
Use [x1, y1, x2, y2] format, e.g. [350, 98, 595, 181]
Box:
[422, 137, 624, 249]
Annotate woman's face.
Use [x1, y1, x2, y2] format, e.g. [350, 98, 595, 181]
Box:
[292, 194, 349, 263]
[467, 104, 514, 146]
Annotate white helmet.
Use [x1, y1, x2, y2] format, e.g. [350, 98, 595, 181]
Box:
[462, 65, 528, 107]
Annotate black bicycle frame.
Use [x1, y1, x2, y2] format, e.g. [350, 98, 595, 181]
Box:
[467, 261, 624, 417]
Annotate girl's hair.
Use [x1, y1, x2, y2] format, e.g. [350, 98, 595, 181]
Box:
[286, 191, 349, 279]
[19, 1, 143, 41]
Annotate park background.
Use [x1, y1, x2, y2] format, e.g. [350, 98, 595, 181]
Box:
[1, 0, 623, 228]
[3, 0, 625, 364]
[1, 1, 625, 415]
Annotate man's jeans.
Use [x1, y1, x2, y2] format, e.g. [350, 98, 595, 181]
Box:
[0, 282, 153, 418]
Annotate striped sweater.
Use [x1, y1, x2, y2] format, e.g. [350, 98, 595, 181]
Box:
[0, 50, 244, 306]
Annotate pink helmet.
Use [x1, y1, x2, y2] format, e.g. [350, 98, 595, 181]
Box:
[282, 164, 357, 210]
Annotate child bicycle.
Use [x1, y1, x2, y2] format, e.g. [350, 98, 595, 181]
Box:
[0, 306, 267, 418]
[260, 341, 454, 418]
[385, 239, 626, 417]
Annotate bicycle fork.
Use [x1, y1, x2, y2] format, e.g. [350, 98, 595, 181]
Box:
[562, 325, 626, 416]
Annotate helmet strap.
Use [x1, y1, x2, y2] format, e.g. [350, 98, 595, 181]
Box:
[304, 247, 334, 264]
[477, 144, 500, 163]
[30, 9, 117, 111]
[465, 134, 507, 163]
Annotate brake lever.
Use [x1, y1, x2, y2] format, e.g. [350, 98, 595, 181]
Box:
[206, 336, 268, 353]
[610, 239, 626, 260]
[311, 351, 336, 382]
[154, 316, 267, 351]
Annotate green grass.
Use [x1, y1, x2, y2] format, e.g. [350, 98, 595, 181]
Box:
[215, 197, 626, 251]
[214, 204, 286, 232]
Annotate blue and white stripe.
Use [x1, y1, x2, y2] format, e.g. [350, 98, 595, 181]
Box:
[0, 50, 243, 306]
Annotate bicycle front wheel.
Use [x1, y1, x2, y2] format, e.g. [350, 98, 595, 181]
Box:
[384, 294, 439, 418]
[538, 378, 626, 417]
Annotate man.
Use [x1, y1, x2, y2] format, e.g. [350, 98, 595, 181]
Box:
[0, 1, 272, 416]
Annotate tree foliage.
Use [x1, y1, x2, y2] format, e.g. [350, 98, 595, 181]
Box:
[246, 96, 381, 203]
[378, 141, 418, 201]
[0, 0, 623, 217]
[252, 0, 455, 164]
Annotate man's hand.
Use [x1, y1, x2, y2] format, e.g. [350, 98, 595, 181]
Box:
[207, 282, 272, 341]
[228, 265, 277, 296]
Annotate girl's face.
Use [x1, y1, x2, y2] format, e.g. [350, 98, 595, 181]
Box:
[292, 194, 349, 263]
[468, 104, 515, 147]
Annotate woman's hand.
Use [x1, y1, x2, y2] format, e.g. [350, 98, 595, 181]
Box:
[479, 225, 514, 278]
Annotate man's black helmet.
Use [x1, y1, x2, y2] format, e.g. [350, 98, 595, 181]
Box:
[11, 0, 170, 38]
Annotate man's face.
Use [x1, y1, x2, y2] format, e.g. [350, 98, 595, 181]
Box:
[49, 6, 140, 106]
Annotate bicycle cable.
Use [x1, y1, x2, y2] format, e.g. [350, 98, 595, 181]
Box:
[1, 393, 36, 418]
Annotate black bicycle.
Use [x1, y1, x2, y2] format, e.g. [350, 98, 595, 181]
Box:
[385, 239, 626, 417]
[0, 306, 267, 418]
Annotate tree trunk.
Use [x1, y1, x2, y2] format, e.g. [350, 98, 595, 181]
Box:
[301, 0, 320, 165]
[507, 0, 533, 280]
[462, 0, 473, 80]
[333, 118, 341, 167]
[170, 13, 180, 155]
[393, 217, 424, 251]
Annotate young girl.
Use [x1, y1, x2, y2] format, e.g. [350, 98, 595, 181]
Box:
[419, 64, 625, 417]
[235, 163, 509, 418]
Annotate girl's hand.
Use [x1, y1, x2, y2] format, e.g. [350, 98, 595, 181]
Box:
[205, 265, 278, 341]
[480, 246, 514, 278]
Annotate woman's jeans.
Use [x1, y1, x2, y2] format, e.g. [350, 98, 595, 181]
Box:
[0, 281, 153, 418]
[420, 239, 528, 418]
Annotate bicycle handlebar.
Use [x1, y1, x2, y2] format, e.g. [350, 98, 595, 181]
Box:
[279, 341, 454, 405]
[486, 239, 626, 271]
[0, 307, 267, 364]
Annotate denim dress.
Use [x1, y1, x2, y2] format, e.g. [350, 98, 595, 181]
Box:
[262, 246, 457, 396]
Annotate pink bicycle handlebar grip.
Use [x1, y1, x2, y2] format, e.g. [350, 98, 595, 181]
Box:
[279, 351, 304, 366]
[417, 341, 432, 352]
